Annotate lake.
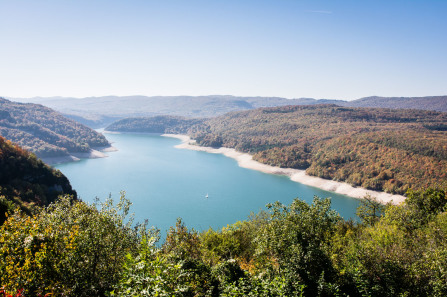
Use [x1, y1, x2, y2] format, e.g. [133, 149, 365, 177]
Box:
[55, 133, 361, 234]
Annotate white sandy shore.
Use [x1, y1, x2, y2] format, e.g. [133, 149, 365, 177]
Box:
[163, 134, 406, 205]
[43, 146, 117, 165]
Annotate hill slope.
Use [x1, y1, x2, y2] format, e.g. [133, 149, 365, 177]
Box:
[0, 98, 110, 158]
[8, 95, 341, 127]
[10, 95, 447, 128]
[0, 136, 77, 224]
[186, 105, 447, 195]
[106, 116, 204, 134]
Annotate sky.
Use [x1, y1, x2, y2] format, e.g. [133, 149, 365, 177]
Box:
[1, 0, 446, 100]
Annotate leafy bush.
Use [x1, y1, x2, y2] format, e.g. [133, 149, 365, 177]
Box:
[2, 189, 447, 296]
[256, 197, 341, 296]
[0, 193, 151, 296]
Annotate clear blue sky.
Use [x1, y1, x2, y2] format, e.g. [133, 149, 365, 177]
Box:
[1, 0, 446, 100]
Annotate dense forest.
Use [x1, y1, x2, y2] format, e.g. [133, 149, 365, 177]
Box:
[190, 105, 447, 195]
[0, 136, 76, 225]
[1, 187, 446, 296]
[0, 98, 110, 157]
[106, 116, 204, 134]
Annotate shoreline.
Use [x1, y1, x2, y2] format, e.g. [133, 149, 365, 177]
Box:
[163, 134, 406, 205]
[43, 146, 118, 165]
[104, 131, 164, 136]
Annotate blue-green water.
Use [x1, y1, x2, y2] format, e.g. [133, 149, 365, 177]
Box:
[55, 133, 360, 233]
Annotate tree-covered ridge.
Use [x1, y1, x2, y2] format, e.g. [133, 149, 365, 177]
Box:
[349, 95, 447, 112]
[11, 95, 447, 128]
[190, 105, 447, 194]
[1, 188, 447, 296]
[106, 115, 204, 134]
[0, 98, 110, 157]
[0, 136, 76, 225]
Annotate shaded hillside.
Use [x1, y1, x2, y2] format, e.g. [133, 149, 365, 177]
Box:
[0, 98, 110, 158]
[10, 95, 446, 128]
[106, 116, 204, 134]
[0, 136, 76, 224]
[189, 105, 447, 194]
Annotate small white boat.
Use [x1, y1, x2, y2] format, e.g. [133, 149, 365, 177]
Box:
[205, 193, 209, 199]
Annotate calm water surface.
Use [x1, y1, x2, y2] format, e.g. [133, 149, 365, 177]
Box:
[55, 133, 360, 233]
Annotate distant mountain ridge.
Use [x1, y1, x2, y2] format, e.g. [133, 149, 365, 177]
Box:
[0, 98, 111, 159]
[344, 96, 447, 112]
[9, 95, 446, 128]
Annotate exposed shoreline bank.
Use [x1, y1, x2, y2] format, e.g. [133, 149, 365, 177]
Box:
[43, 146, 118, 165]
[163, 134, 406, 205]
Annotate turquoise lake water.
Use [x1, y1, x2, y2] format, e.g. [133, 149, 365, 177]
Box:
[55, 133, 361, 234]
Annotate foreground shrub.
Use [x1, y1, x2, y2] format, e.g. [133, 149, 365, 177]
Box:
[3, 189, 447, 296]
[255, 197, 341, 296]
[0, 193, 151, 296]
[336, 188, 447, 296]
[110, 236, 193, 297]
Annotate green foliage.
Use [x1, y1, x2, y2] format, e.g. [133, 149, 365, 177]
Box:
[163, 218, 202, 261]
[199, 216, 264, 267]
[384, 188, 447, 231]
[0, 196, 14, 224]
[3, 188, 447, 296]
[110, 236, 190, 297]
[0, 194, 151, 296]
[335, 188, 447, 296]
[356, 195, 386, 226]
[220, 274, 305, 297]
[0, 136, 76, 224]
[406, 188, 447, 218]
[256, 197, 341, 296]
[161, 218, 220, 296]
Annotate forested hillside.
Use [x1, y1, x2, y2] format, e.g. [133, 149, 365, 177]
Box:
[187, 105, 447, 194]
[0, 136, 76, 224]
[0, 98, 110, 157]
[106, 116, 203, 134]
[11, 95, 447, 128]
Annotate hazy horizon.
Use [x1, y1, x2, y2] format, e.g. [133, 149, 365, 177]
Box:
[7, 94, 447, 104]
[5, 94, 367, 102]
[1, 0, 446, 100]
